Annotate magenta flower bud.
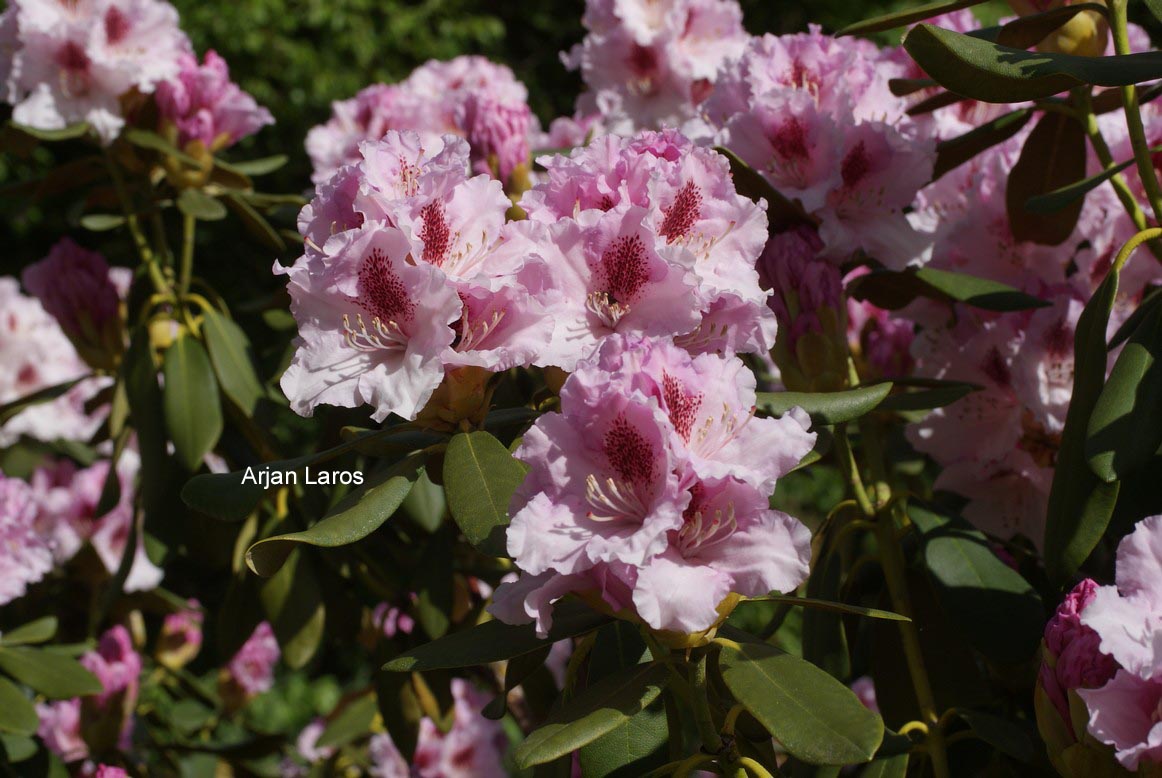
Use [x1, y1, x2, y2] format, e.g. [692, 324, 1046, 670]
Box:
[22, 238, 123, 369]
[458, 92, 532, 187]
[79, 625, 142, 754]
[156, 51, 273, 151]
[156, 599, 204, 669]
[758, 226, 848, 391]
[225, 621, 279, 699]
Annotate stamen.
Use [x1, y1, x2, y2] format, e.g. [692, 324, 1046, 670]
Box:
[586, 291, 631, 329]
[585, 473, 648, 522]
[342, 312, 408, 352]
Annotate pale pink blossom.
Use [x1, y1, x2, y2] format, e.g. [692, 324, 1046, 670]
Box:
[851, 676, 879, 714]
[0, 471, 53, 605]
[296, 719, 335, 764]
[372, 602, 416, 639]
[36, 698, 87, 762]
[156, 599, 203, 668]
[227, 621, 280, 697]
[81, 625, 141, 710]
[95, 767, 129, 778]
[155, 50, 273, 150]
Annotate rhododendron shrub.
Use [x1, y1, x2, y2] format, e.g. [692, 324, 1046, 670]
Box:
[3, 0, 1162, 776]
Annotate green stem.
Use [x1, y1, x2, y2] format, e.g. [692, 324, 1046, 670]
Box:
[690, 653, 724, 755]
[735, 757, 775, 778]
[103, 151, 168, 296]
[835, 425, 876, 517]
[1075, 88, 1162, 262]
[179, 212, 195, 299]
[1110, 0, 1162, 224]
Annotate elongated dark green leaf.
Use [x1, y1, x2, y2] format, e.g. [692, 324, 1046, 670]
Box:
[910, 504, 1043, 664]
[838, 0, 988, 36]
[1147, 0, 1162, 24]
[246, 453, 422, 576]
[400, 468, 446, 533]
[0, 378, 85, 425]
[904, 24, 1162, 104]
[223, 193, 286, 251]
[123, 128, 200, 166]
[414, 529, 454, 639]
[802, 548, 849, 680]
[906, 90, 966, 117]
[260, 548, 325, 668]
[719, 641, 883, 765]
[1110, 287, 1162, 350]
[1026, 157, 1137, 214]
[0, 732, 36, 762]
[756, 383, 892, 426]
[443, 431, 528, 557]
[577, 700, 668, 778]
[0, 677, 37, 736]
[9, 121, 89, 141]
[1045, 268, 1123, 581]
[201, 307, 264, 415]
[384, 601, 609, 672]
[934, 108, 1033, 180]
[484, 644, 552, 720]
[218, 155, 288, 177]
[163, 333, 223, 472]
[958, 710, 1038, 762]
[0, 617, 57, 646]
[878, 381, 979, 412]
[515, 662, 668, 769]
[1006, 111, 1086, 245]
[848, 267, 1048, 312]
[888, 78, 936, 97]
[714, 146, 814, 231]
[79, 213, 126, 231]
[1086, 301, 1162, 481]
[739, 596, 909, 622]
[0, 647, 101, 699]
[862, 753, 909, 778]
[995, 4, 1108, 50]
[316, 691, 378, 750]
[177, 188, 227, 221]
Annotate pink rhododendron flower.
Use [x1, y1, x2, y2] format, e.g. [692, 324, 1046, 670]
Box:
[566, 0, 748, 134]
[851, 676, 879, 714]
[306, 56, 533, 186]
[36, 698, 87, 762]
[95, 767, 129, 778]
[227, 621, 280, 697]
[491, 335, 813, 635]
[21, 238, 120, 349]
[845, 267, 914, 379]
[1039, 579, 1118, 728]
[372, 601, 416, 639]
[0, 471, 53, 605]
[296, 718, 336, 764]
[0, 278, 109, 447]
[1075, 516, 1162, 769]
[155, 50, 273, 150]
[156, 599, 204, 669]
[82, 625, 142, 710]
[369, 679, 507, 777]
[0, 0, 190, 143]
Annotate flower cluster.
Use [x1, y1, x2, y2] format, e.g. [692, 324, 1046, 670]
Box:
[0, 0, 190, 143]
[155, 50, 273, 152]
[306, 56, 533, 186]
[39, 625, 142, 764]
[490, 334, 815, 636]
[707, 25, 936, 269]
[1035, 516, 1162, 771]
[365, 678, 508, 777]
[280, 127, 775, 424]
[0, 471, 54, 606]
[564, 0, 749, 135]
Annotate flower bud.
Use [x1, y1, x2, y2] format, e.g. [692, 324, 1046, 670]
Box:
[155, 599, 204, 670]
[458, 91, 533, 190]
[79, 625, 141, 755]
[22, 239, 124, 370]
[1006, 0, 1109, 57]
[415, 365, 495, 432]
[759, 227, 849, 391]
[219, 621, 280, 711]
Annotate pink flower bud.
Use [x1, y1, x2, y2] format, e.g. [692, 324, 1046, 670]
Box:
[156, 599, 204, 669]
[156, 51, 273, 151]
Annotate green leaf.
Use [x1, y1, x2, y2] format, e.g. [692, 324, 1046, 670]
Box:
[79, 213, 126, 231]
[413, 529, 454, 639]
[0, 677, 37, 736]
[443, 431, 528, 557]
[223, 193, 287, 251]
[316, 691, 378, 750]
[0, 617, 58, 646]
[904, 24, 1162, 104]
[719, 641, 883, 765]
[861, 753, 909, 778]
[1086, 300, 1162, 481]
[1146, 0, 1162, 24]
[400, 467, 447, 533]
[877, 381, 979, 412]
[1025, 157, 1138, 214]
[163, 333, 223, 472]
[260, 548, 326, 669]
[177, 188, 227, 221]
[994, 4, 1109, 50]
[848, 267, 1048, 312]
[0, 647, 102, 699]
[577, 699, 668, 778]
[217, 155, 288, 176]
[246, 453, 422, 577]
[1110, 287, 1162, 350]
[0, 379, 85, 426]
[714, 146, 814, 232]
[123, 327, 168, 516]
[934, 108, 1033, 181]
[0, 733, 36, 762]
[122, 128, 200, 166]
[9, 121, 90, 141]
[201, 307, 265, 415]
[483, 644, 551, 720]
[957, 710, 1038, 762]
[837, 0, 988, 36]
[515, 662, 668, 769]
[738, 596, 909, 622]
[802, 549, 849, 680]
[888, 78, 937, 97]
[910, 504, 1043, 664]
[384, 600, 609, 672]
[1045, 268, 1123, 581]
[1006, 111, 1087, 245]
[756, 383, 893, 426]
